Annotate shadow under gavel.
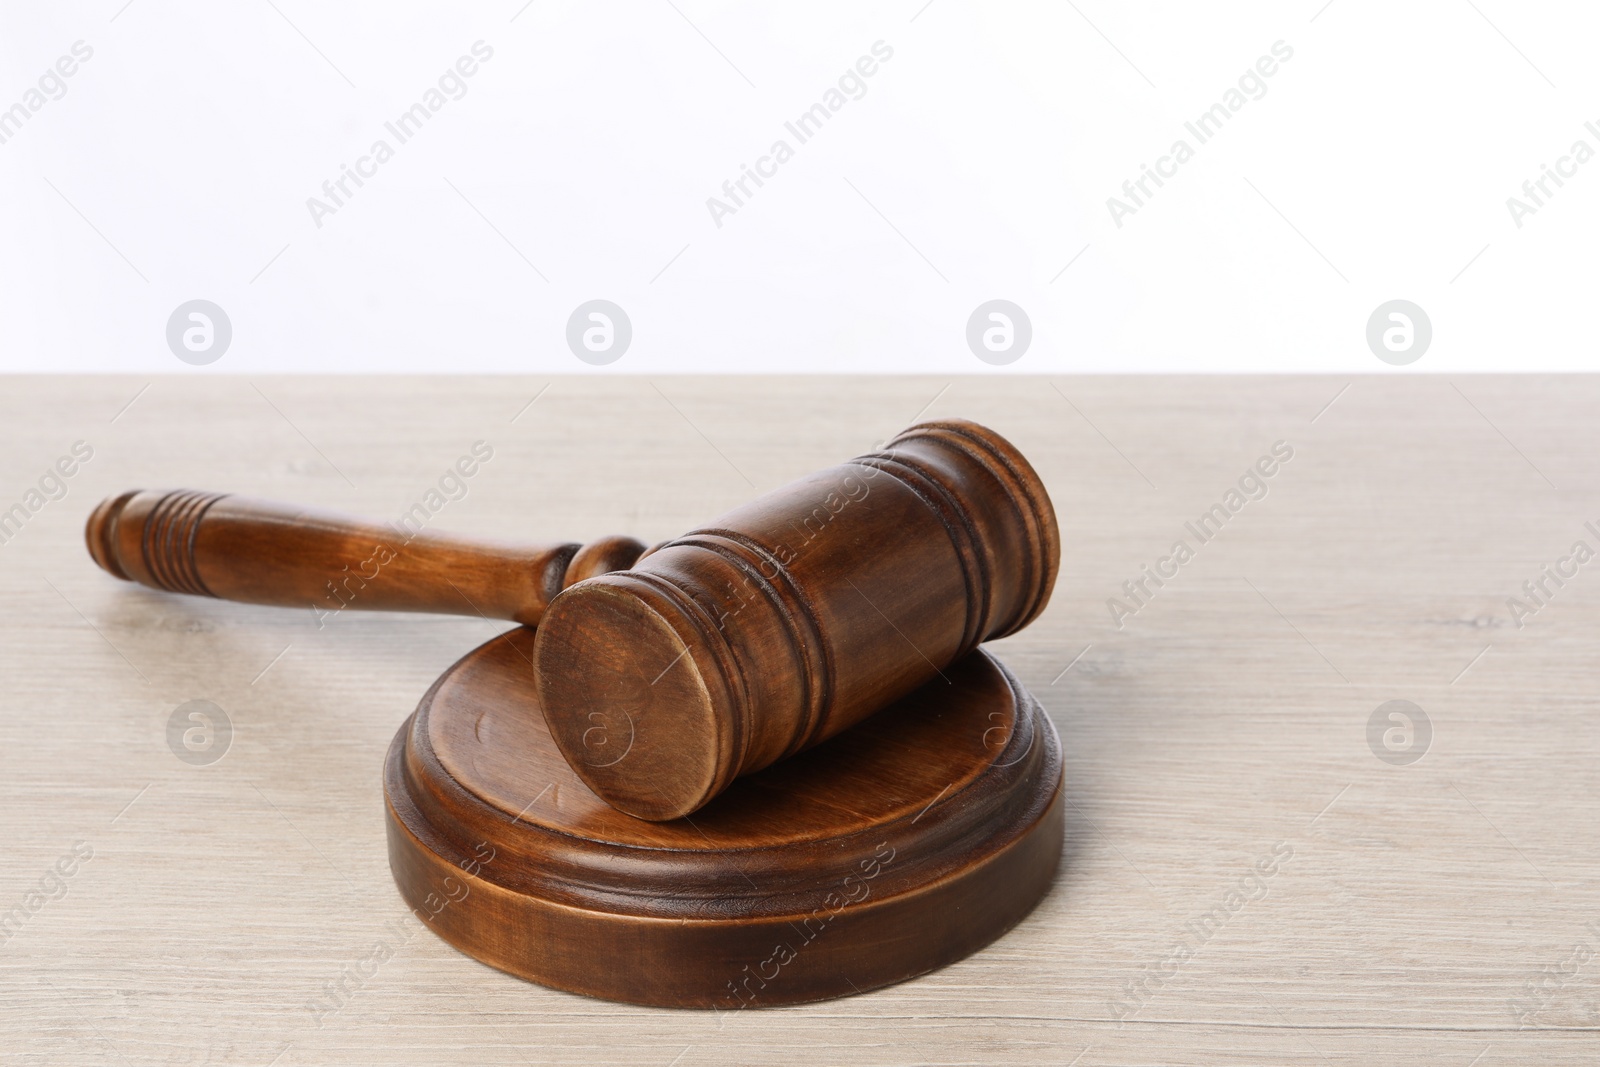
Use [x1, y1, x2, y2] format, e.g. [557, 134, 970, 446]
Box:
[85, 488, 648, 627]
[86, 418, 1059, 822]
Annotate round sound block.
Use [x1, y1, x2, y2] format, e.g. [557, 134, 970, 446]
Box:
[384, 626, 1063, 1009]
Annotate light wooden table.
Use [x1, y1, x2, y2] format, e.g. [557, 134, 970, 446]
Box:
[2, 375, 1595, 1066]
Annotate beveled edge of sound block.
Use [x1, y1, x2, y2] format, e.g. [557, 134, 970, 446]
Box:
[384, 627, 1064, 1010]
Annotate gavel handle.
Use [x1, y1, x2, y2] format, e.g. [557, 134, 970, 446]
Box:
[85, 489, 646, 627]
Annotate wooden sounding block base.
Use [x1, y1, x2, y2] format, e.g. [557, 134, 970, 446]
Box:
[384, 626, 1064, 1009]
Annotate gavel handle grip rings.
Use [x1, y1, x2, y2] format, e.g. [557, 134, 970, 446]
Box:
[85, 490, 646, 626]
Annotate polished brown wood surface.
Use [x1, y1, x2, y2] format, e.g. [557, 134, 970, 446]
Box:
[82, 418, 1060, 825]
[386, 625, 1064, 1008]
[85, 489, 646, 626]
[533, 418, 1060, 820]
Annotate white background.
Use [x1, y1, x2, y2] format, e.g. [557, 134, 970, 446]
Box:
[0, 0, 1595, 374]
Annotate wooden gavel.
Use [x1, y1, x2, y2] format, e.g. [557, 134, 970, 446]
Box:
[87, 419, 1058, 820]
[85, 490, 648, 626]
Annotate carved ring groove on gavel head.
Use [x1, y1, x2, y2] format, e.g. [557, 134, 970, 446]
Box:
[533, 418, 1060, 821]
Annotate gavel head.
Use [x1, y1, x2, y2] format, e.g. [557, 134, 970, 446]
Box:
[533, 419, 1059, 821]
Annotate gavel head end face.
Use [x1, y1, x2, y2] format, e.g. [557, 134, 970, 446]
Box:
[533, 576, 735, 821]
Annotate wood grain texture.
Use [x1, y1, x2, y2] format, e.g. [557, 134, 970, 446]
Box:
[2, 375, 1597, 1065]
[387, 627, 1061, 1007]
[534, 418, 1059, 819]
[85, 489, 647, 626]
